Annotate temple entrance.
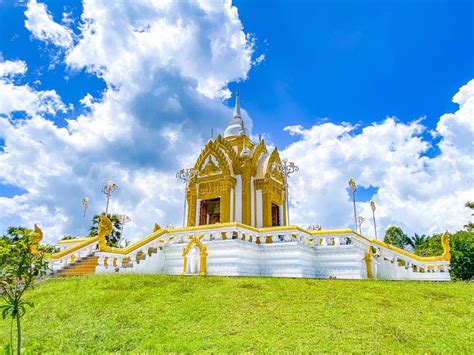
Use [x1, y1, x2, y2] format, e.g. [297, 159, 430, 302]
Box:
[199, 198, 221, 225]
[271, 203, 280, 226]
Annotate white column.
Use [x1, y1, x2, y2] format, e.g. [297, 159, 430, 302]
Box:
[256, 190, 263, 228]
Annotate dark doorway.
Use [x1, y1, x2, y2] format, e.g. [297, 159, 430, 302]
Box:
[271, 203, 280, 226]
[199, 198, 221, 225]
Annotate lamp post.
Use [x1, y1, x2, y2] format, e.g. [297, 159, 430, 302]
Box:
[176, 168, 197, 227]
[101, 181, 118, 214]
[117, 214, 131, 247]
[370, 199, 378, 239]
[81, 197, 89, 235]
[357, 215, 365, 234]
[281, 158, 299, 225]
[348, 178, 357, 231]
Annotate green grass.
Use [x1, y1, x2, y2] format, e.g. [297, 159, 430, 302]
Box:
[1, 275, 473, 353]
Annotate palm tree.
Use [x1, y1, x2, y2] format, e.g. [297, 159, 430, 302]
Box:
[408, 233, 428, 248]
[88, 214, 122, 247]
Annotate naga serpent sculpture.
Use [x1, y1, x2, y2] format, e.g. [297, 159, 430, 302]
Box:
[97, 213, 113, 251]
[30, 224, 43, 255]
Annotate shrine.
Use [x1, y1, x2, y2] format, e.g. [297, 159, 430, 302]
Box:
[46, 93, 452, 281]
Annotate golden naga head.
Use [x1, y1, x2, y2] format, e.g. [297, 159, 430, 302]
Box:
[153, 223, 161, 233]
[440, 232, 451, 261]
[98, 213, 113, 251]
[30, 224, 43, 255]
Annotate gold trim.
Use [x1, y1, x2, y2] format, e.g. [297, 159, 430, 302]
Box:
[49, 237, 98, 260]
[51, 219, 450, 264]
[365, 246, 374, 278]
[372, 232, 450, 262]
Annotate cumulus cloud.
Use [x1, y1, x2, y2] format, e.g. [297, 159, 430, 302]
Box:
[65, 0, 253, 99]
[0, 59, 66, 116]
[0, 60, 27, 77]
[0, 0, 255, 242]
[24, 0, 74, 48]
[283, 80, 474, 238]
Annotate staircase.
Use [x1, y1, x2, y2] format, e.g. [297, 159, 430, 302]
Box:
[56, 255, 99, 277]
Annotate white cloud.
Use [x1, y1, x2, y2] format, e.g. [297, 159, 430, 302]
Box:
[0, 0, 255, 242]
[0, 60, 66, 116]
[24, 0, 74, 48]
[283, 80, 474, 238]
[65, 0, 253, 99]
[0, 60, 27, 77]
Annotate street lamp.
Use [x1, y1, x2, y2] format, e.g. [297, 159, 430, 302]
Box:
[176, 168, 198, 227]
[81, 197, 89, 235]
[101, 180, 118, 214]
[357, 215, 365, 234]
[117, 214, 131, 247]
[281, 158, 299, 225]
[370, 199, 378, 239]
[348, 178, 357, 231]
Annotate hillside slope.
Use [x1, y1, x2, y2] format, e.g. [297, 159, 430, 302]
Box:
[1, 275, 472, 353]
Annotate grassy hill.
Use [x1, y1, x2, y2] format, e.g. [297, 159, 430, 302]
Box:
[1, 275, 472, 353]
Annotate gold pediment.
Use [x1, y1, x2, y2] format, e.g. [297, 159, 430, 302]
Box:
[270, 162, 284, 182]
[200, 158, 221, 176]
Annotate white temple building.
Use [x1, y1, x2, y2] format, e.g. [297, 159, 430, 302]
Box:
[46, 93, 451, 281]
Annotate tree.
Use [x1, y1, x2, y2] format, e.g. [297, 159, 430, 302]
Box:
[60, 235, 77, 240]
[0, 227, 49, 354]
[1, 227, 30, 242]
[408, 233, 428, 249]
[449, 230, 474, 280]
[464, 201, 474, 232]
[414, 234, 443, 257]
[384, 226, 411, 249]
[88, 214, 122, 247]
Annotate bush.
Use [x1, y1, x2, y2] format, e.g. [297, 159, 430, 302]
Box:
[450, 231, 474, 280]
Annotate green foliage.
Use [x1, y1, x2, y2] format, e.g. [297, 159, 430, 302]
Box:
[384, 226, 411, 249]
[449, 230, 474, 280]
[1, 227, 31, 242]
[40, 244, 59, 254]
[0, 275, 472, 353]
[414, 234, 444, 257]
[0, 228, 49, 354]
[464, 201, 474, 232]
[408, 233, 428, 248]
[60, 235, 77, 241]
[88, 214, 122, 247]
[414, 231, 474, 281]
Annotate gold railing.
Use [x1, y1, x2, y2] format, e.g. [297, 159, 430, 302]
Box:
[46, 215, 450, 264]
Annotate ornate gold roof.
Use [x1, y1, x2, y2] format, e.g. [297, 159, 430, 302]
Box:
[192, 134, 286, 184]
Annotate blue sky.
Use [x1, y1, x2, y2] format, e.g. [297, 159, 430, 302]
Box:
[0, 0, 473, 240]
[233, 0, 474, 146]
[2, 1, 472, 143]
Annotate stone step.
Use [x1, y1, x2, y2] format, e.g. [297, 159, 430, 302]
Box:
[56, 256, 98, 277]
